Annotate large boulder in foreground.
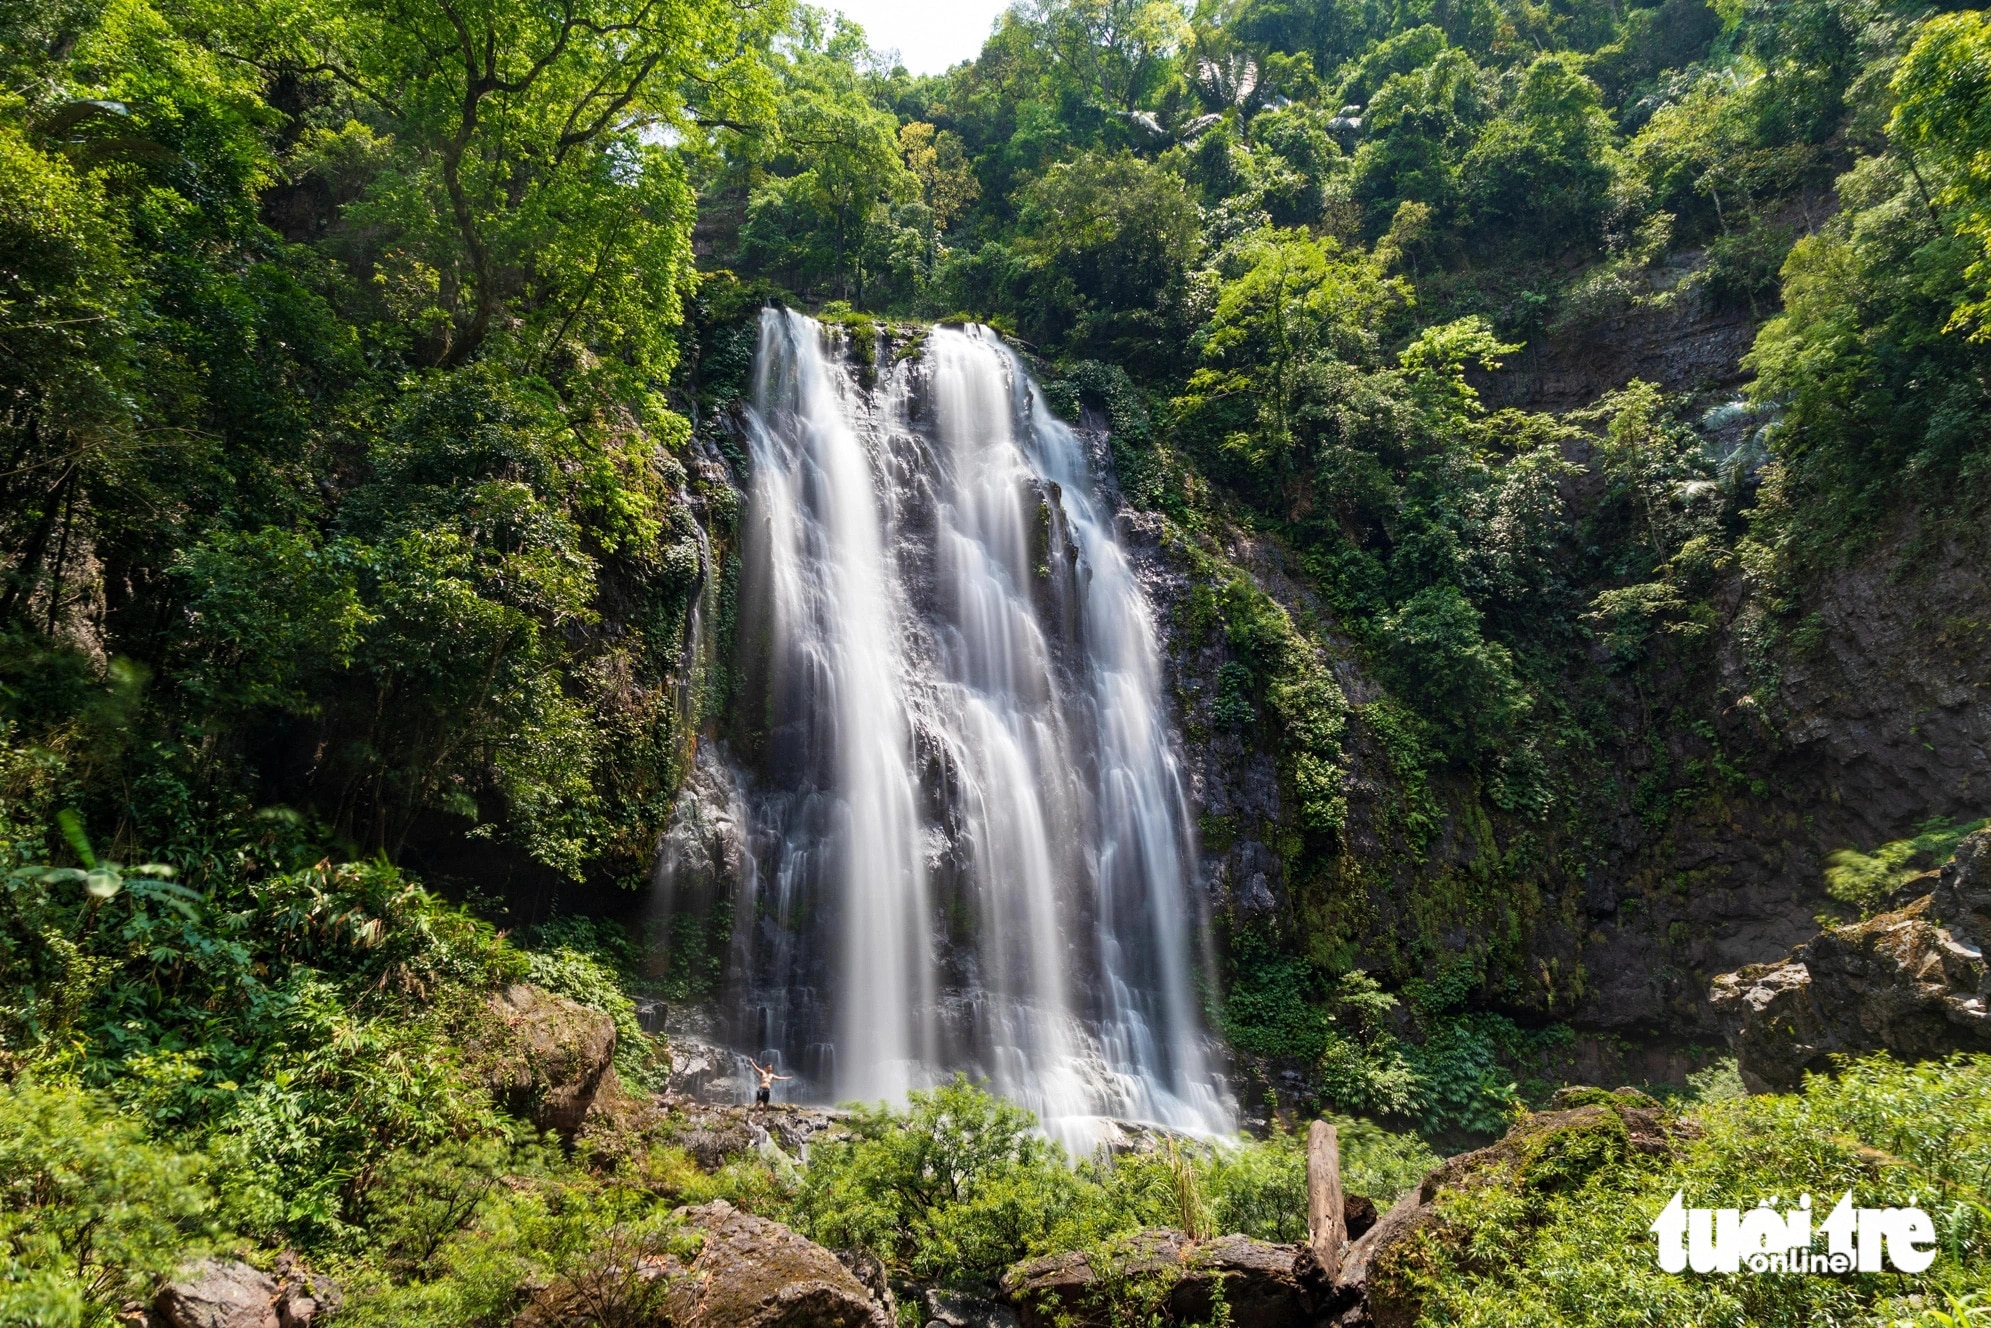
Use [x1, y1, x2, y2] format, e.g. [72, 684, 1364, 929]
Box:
[665, 1201, 889, 1328]
[1001, 1228, 1311, 1328]
[1328, 1089, 1695, 1328]
[481, 983, 621, 1135]
[514, 1201, 888, 1328]
[1710, 833, 1991, 1093]
[155, 1261, 278, 1328]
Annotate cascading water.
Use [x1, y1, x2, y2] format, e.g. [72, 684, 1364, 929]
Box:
[657, 308, 1231, 1146]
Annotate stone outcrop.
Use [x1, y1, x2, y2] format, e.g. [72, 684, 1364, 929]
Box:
[513, 1201, 888, 1328]
[1935, 829, 1991, 943]
[271, 1254, 341, 1328]
[664, 1202, 890, 1328]
[154, 1259, 338, 1328]
[1710, 831, 1991, 1093]
[921, 1288, 1018, 1328]
[1321, 1090, 1695, 1328]
[155, 1261, 279, 1328]
[1001, 1228, 1312, 1328]
[481, 983, 621, 1136]
[832, 1249, 895, 1325]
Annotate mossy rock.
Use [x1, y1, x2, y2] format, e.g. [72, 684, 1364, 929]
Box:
[1545, 1085, 1658, 1111]
[1362, 1091, 1695, 1328]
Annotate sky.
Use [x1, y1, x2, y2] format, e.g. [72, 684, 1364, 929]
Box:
[829, 0, 1015, 74]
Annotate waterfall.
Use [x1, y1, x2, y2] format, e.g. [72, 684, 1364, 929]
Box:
[662, 308, 1231, 1147]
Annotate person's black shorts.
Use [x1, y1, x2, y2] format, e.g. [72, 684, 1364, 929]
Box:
[755, 1086, 770, 1106]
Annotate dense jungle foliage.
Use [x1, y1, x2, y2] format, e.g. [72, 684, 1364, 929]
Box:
[5, 0, 1991, 1319]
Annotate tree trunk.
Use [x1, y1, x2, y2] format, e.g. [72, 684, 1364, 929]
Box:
[1307, 1119, 1346, 1280]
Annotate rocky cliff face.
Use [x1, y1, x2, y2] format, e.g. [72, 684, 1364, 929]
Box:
[1114, 301, 1991, 1062]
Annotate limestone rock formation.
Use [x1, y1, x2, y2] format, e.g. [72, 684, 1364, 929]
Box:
[1001, 1228, 1311, 1328]
[1710, 833, 1991, 1092]
[481, 983, 621, 1135]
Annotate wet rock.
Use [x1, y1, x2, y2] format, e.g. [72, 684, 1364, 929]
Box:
[665, 1201, 889, 1328]
[1711, 891, 1991, 1093]
[663, 1035, 749, 1103]
[670, 1101, 851, 1160]
[1001, 1229, 1309, 1328]
[481, 983, 620, 1136]
[155, 1260, 278, 1328]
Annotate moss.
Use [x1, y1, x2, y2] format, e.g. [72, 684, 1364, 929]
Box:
[1362, 1055, 1991, 1326]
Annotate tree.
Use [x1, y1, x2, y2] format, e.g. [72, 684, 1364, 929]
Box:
[1457, 53, 1615, 251]
[1350, 46, 1489, 233]
[1892, 9, 1991, 339]
[1029, 0, 1192, 113]
[738, 16, 919, 302]
[199, 0, 780, 369]
[1178, 226, 1404, 477]
[1015, 148, 1200, 355]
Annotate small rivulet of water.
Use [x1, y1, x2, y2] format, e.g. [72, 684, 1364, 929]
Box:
[654, 309, 1232, 1149]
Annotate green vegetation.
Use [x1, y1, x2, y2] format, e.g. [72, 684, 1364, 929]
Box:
[1375, 1054, 1991, 1326]
[1824, 817, 1991, 917]
[6, 0, 1991, 1317]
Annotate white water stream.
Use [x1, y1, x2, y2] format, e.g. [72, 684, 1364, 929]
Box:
[663, 310, 1230, 1148]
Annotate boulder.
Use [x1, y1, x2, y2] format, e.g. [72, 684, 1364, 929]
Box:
[922, 1288, 1018, 1328]
[1176, 1234, 1310, 1327]
[155, 1260, 278, 1328]
[664, 1202, 890, 1328]
[677, 1121, 757, 1170]
[1711, 892, 1991, 1093]
[1002, 1228, 1311, 1328]
[1326, 1090, 1696, 1328]
[482, 983, 620, 1135]
[512, 1202, 886, 1328]
[833, 1249, 896, 1325]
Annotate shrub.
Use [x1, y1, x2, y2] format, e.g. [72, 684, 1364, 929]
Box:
[0, 1078, 213, 1324]
[791, 1076, 1085, 1283]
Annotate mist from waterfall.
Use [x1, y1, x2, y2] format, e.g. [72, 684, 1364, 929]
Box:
[669, 309, 1230, 1146]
